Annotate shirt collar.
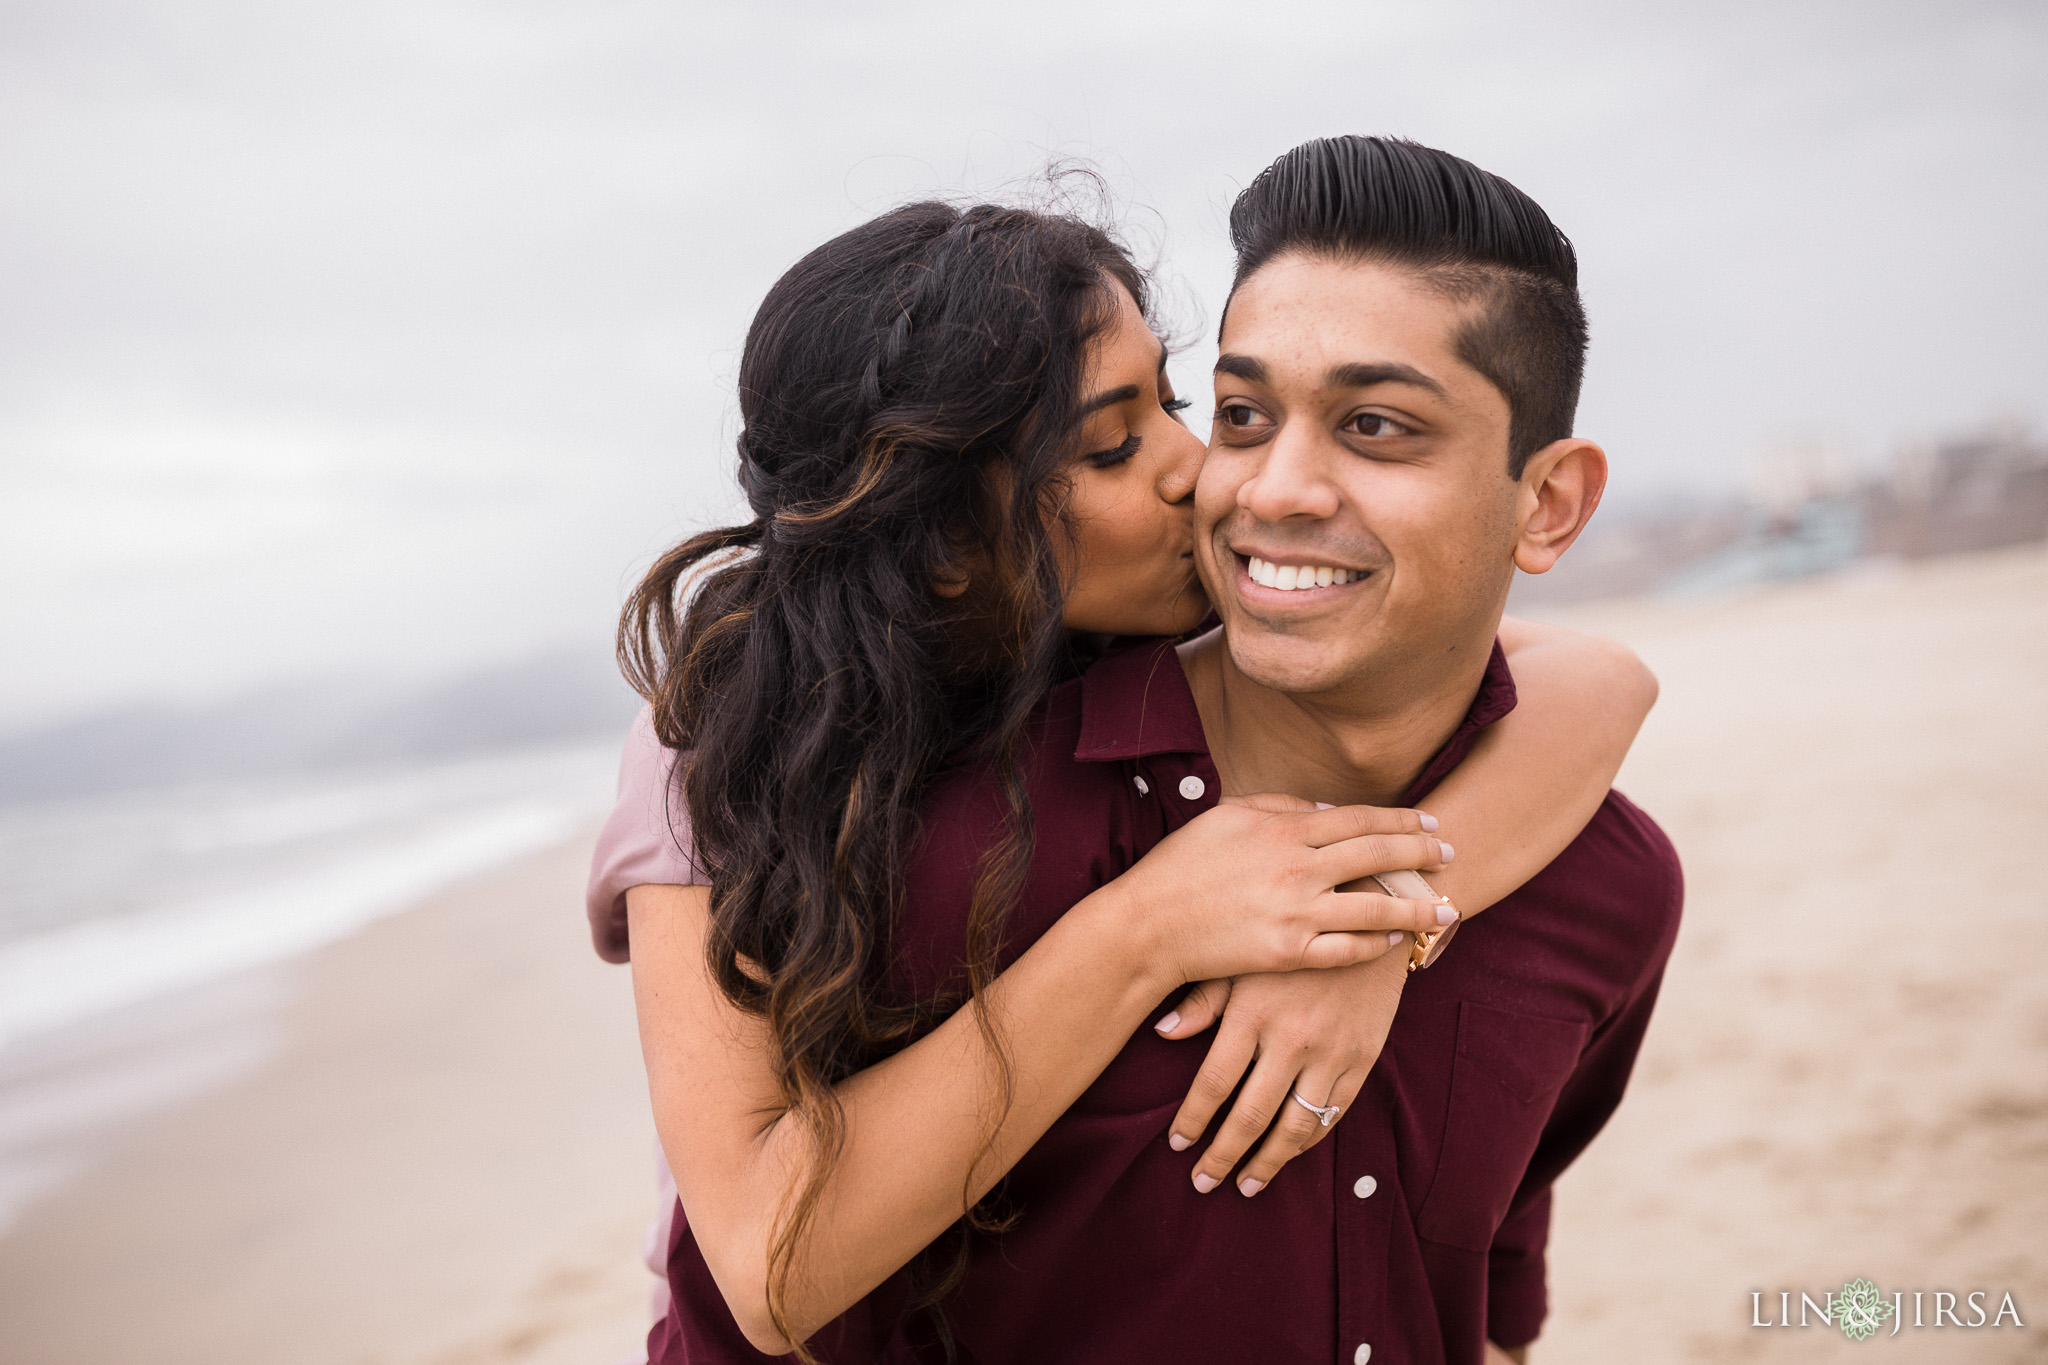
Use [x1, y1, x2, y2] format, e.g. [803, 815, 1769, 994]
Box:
[1400, 639, 1518, 805]
[1073, 636, 1521, 802]
[1074, 640, 1209, 761]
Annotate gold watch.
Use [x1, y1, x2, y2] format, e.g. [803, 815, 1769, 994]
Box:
[1372, 868, 1459, 972]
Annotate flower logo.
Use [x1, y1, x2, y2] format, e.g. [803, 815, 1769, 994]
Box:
[1834, 1278, 1895, 1341]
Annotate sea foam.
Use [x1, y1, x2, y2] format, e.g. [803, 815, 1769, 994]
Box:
[0, 799, 585, 1050]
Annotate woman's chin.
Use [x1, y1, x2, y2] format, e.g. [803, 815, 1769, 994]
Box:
[1064, 609, 1204, 642]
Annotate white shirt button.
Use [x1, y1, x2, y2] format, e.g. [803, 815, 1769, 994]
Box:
[1133, 774, 1150, 796]
[1353, 1345, 1372, 1364]
[1352, 1174, 1377, 1199]
[1178, 775, 1206, 800]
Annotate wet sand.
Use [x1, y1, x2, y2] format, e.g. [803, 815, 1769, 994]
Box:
[1, 543, 2042, 1363]
[0, 836, 662, 1365]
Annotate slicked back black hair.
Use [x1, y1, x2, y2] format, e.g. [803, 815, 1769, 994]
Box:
[1227, 136, 1588, 477]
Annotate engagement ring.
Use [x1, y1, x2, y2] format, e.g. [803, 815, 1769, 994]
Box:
[1291, 1092, 1341, 1127]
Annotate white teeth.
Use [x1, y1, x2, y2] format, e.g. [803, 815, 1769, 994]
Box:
[1245, 557, 1360, 592]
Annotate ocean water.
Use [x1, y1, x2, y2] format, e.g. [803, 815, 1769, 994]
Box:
[0, 741, 619, 1044]
[0, 739, 622, 1233]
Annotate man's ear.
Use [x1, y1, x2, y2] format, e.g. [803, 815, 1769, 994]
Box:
[1511, 436, 1607, 575]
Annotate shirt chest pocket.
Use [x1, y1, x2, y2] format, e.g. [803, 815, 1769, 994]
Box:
[1415, 999, 1588, 1252]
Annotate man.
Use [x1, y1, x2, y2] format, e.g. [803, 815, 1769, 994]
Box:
[1164, 134, 1684, 1363]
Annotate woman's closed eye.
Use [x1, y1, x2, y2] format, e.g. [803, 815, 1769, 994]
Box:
[1084, 432, 1141, 469]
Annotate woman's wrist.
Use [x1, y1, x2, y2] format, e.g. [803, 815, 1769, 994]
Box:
[1063, 877, 1184, 1010]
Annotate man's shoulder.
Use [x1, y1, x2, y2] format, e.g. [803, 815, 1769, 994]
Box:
[908, 671, 1134, 894]
[1489, 790, 1684, 997]
[895, 672, 1149, 996]
[919, 636, 1195, 824]
[1560, 790, 1683, 917]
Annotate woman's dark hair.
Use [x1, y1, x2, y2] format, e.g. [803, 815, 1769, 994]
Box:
[620, 199, 1147, 1356]
[1227, 135, 1588, 477]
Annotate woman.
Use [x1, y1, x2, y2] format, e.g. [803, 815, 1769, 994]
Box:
[593, 199, 1653, 1361]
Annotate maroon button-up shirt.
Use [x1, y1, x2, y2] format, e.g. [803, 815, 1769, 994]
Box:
[651, 638, 1683, 1365]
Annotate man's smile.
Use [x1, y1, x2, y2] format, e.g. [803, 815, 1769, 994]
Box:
[1241, 554, 1368, 592]
[1223, 536, 1383, 612]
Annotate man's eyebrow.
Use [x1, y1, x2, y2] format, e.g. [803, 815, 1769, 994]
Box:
[1216, 354, 1444, 399]
[1328, 361, 1447, 397]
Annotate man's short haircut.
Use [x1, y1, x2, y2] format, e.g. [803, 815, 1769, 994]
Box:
[1227, 135, 1588, 478]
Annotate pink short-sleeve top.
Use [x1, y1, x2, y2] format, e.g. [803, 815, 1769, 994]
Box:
[585, 705, 706, 962]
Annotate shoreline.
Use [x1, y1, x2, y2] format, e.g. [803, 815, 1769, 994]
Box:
[0, 832, 661, 1365]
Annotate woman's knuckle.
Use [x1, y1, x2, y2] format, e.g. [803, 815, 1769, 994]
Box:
[1196, 1146, 1245, 1178]
[1231, 1098, 1275, 1131]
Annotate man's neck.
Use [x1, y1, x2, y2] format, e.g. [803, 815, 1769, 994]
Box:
[1178, 629, 1497, 808]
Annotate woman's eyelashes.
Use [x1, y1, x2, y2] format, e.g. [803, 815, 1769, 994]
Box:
[1084, 432, 1141, 469]
[1084, 388, 1185, 467]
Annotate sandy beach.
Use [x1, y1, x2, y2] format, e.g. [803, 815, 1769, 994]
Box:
[0, 836, 661, 1365]
[1, 543, 2043, 1363]
[1535, 542, 2048, 1362]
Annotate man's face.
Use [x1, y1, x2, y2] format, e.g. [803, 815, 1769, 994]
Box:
[1195, 252, 1523, 701]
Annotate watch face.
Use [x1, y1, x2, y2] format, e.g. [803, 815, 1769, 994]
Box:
[1370, 871, 1454, 971]
[1416, 918, 1460, 969]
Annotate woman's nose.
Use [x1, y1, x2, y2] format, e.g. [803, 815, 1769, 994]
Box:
[1158, 421, 1205, 505]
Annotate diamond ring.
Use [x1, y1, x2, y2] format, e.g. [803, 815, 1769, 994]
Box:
[1291, 1092, 1341, 1127]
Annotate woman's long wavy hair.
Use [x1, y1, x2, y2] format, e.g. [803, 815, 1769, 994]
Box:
[620, 200, 1149, 1356]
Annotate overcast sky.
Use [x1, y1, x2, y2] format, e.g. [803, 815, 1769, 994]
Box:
[3, 0, 2043, 730]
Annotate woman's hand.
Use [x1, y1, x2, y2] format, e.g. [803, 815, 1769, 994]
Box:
[1153, 950, 1408, 1195]
[1105, 792, 1453, 992]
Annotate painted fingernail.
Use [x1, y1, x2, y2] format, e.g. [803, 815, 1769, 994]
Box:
[1436, 903, 1458, 925]
[1437, 841, 1455, 863]
[1154, 1011, 1180, 1034]
[1418, 811, 1439, 832]
[1387, 931, 1405, 946]
[1239, 1177, 1265, 1197]
[1169, 1132, 1191, 1152]
[1192, 1173, 1219, 1194]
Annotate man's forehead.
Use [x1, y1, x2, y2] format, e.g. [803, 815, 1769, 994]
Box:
[1218, 254, 1480, 394]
